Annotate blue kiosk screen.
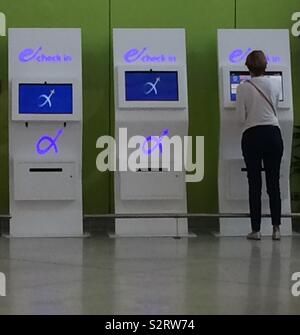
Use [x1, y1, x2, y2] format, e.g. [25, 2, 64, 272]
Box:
[19, 83, 73, 114]
[125, 71, 179, 101]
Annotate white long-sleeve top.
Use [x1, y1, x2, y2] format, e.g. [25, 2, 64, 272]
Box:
[236, 76, 280, 133]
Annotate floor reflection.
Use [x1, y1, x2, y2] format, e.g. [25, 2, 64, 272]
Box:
[112, 238, 188, 314]
[6, 238, 84, 314]
[0, 234, 300, 314]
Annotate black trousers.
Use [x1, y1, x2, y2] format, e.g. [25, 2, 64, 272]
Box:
[242, 125, 284, 232]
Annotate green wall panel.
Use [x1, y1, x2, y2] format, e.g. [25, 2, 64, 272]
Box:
[111, 0, 235, 213]
[0, 0, 110, 214]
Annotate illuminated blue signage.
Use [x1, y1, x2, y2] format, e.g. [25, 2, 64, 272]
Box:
[19, 47, 73, 63]
[125, 71, 179, 101]
[36, 129, 64, 156]
[124, 47, 177, 64]
[19, 83, 73, 115]
[142, 129, 170, 156]
[229, 48, 281, 64]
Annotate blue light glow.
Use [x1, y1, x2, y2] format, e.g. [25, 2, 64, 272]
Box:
[36, 129, 64, 155]
[124, 47, 176, 64]
[19, 84, 73, 115]
[229, 48, 281, 64]
[142, 129, 170, 156]
[125, 72, 179, 101]
[19, 47, 73, 63]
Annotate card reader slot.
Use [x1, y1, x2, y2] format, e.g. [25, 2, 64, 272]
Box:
[29, 168, 63, 173]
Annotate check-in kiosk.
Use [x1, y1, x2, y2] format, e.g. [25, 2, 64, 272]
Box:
[113, 29, 189, 237]
[218, 29, 293, 236]
[9, 28, 83, 237]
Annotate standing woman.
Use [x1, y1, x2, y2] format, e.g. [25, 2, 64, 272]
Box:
[236, 50, 283, 241]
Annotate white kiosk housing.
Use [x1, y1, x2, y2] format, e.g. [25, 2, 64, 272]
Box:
[9, 28, 83, 237]
[113, 29, 189, 237]
[218, 29, 293, 236]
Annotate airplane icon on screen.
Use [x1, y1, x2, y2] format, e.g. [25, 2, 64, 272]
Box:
[144, 77, 160, 95]
[39, 89, 55, 108]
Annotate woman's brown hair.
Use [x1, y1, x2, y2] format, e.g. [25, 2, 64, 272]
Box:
[245, 50, 268, 77]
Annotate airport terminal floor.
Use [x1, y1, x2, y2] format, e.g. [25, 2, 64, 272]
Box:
[1, 220, 300, 315]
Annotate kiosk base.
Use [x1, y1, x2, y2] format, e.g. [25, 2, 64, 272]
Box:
[218, 218, 292, 237]
[4, 233, 89, 239]
[115, 218, 190, 237]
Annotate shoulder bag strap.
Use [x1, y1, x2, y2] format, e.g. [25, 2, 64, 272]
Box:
[246, 80, 277, 117]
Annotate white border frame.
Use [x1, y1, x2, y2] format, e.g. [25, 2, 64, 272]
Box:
[11, 78, 82, 121]
[222, 65, 291, 110]
[117, 65, 187, 109]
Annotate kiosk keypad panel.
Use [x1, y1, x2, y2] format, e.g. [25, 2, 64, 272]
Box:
[230, 71, 284, 102]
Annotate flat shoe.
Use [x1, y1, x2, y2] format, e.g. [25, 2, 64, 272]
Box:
[247, 232, 261, 240]
[272, 230, 281, 240]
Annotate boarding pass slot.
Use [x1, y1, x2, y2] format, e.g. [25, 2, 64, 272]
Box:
[29, 168, 64, 173]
